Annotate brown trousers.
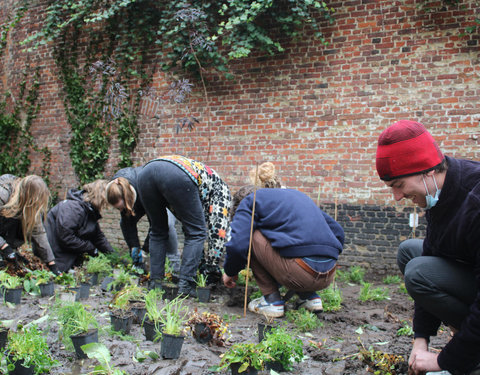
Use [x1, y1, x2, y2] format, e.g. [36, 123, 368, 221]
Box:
[250, 230, 336, 296]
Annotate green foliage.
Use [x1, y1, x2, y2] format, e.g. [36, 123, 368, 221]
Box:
[0, 2, 27, 56]
[382, 275, 402, 285]
[82, 342, 128, 375]
[159, 295, 189, 336]
[285, 308, 323, 332]
[55, 272, 76, 287]
[86, 253, 112, 274]
[261, 326, 303, 371]
[358, 283, 390, 302]
[55, 301, 98, 351]
[6, 325, 58, 374]
[398, 283, 408, 295]
[111, 284, 146, 311]
[214, 342, 270, 372]
[0, 271, 22, 289]
[396, 321, 413, 337]
[0, 70, 51, 180]
[337, 266, 365, 284]
[319, 283, 343, 312]
[195, 271, 207, 288]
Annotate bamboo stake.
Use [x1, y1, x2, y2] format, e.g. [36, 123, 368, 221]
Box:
[317, 184, 321, 207]
[244, 163, 259, 317]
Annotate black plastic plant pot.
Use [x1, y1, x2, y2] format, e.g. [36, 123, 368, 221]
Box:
[229, 363, 258, 375]
[130, 302, 146, 324]
[143, 319, 162, 342]
[161, 283, 178, 300]
[257, 322, 276, 343]
[194, 323, 213, 344]
[265, 361, 286, 372]
[88, 273, 99, 286]
[196, 287, 211, 303]
[0, 328, 9, 350]
[110, 313, 133, 335]
[39, 282, 55, 297]
[70, 329, 98, 359]
[100, 276, 114, 292]
[160, 333, 184, 359]
[4, 287, 22, 305]
[7, 358, 34, 375]
[75, 283, 90, 301]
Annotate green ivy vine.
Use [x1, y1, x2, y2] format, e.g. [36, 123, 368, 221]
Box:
[0, 69, 52, 183]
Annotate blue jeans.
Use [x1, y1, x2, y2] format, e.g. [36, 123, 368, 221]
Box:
[397, 239, 476, 329]
[137, 160, 207, 283]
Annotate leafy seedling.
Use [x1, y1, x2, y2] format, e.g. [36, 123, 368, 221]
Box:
[382, 275, 402, 285]
[396, 321, 413, 337]
[358, 283, 390, 302]
[319, 283, 343, 312]
[285, 308, 323, 332]
[82, 342, 128, 374]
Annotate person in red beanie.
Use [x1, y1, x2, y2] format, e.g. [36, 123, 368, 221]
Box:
[376, 120, 480, 375]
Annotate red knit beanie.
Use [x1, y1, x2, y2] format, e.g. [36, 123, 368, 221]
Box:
[376, 120, 444, 181]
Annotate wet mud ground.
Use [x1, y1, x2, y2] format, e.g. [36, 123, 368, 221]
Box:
[0, 273, 451, 375]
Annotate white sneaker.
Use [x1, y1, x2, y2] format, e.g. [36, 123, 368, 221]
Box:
[297, 294, 323, 312]
[248, 296, 285, 318]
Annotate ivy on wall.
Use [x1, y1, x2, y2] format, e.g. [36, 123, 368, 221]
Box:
[0, 69, 52, 184]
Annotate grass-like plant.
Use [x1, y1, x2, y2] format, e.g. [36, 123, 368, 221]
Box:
[159, 295, 189, 336]
[260, 326, 303, 371]
[358, 283, 390, 302]
[337, 266, 365, 284]
[285, 308, 323, 332]
[6, 325, 58, 374]
[55, 301, 98, 351]
[86, 253, 112, 275]
[319, 284, 343, 312]
[195, 272, 207, 288]
[382, 275, 402, 285]
[109, 268, 136, 291]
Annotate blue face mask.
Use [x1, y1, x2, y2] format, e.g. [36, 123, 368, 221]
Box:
[422, 175, 441, 209]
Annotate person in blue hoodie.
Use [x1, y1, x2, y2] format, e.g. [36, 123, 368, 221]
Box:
[47, 179, 114, 272]
[376, 120, 480, 375]
[222, 186, 344, 318]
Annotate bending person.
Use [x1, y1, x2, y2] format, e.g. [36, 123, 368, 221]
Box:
[47, 179, 114, 272]
[106, 167, 180, 273]
[375, 120, 480, 374]
[110, 155, 231, 295]
[223, 186, 344, 318]
[0, 174, 59, 274]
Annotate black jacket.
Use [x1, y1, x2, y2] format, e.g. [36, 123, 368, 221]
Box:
[46, 189, 113, 272]
[415, 156, 480, 372]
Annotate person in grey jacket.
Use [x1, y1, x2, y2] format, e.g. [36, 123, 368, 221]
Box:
[47, 179, 114, 272]
[0, 174, 59, 274]
[107, 167, 180, 273]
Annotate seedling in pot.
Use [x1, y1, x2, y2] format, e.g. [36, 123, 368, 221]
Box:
[5, 324, 58, 374]
[143, 289, 164, 341]
[187, 308, 230, 346]
[86, 253, 112, 275]
[159, 294, 189, 336]
[213, 342, 271, 373]
[260, 326, 303, 371]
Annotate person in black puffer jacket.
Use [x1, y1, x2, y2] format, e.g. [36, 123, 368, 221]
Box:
[47, 179, 114, 272]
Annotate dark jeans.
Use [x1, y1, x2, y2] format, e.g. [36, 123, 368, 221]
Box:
[137, 161, 207, 283]
[397, 239, 476, 329]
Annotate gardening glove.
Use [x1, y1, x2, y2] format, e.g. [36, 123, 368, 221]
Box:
[131, 247, 142, 265]
[48, 263, 61, 276]
[1, 245, 16, 262]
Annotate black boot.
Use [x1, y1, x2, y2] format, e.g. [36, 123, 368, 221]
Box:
[178, 279, 197, 298]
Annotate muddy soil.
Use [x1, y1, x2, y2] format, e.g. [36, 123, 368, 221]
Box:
[0, 273, 451, 375]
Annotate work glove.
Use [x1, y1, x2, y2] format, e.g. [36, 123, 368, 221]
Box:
[48, 263, 61, 276]
[131, 247, 143, 265]
[2, 245, 16, 262]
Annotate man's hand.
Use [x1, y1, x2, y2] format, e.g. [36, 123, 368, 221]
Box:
[222, 273, 238, 288]
[408, 338, 441, 374]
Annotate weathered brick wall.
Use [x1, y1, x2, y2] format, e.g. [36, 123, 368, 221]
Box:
[1, 0, 479, 272]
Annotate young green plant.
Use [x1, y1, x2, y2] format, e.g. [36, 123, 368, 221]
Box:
[260, 326, 303, 371]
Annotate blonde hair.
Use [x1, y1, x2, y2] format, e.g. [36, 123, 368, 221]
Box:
[105, 177, 135, 216]
[0, 175, 50, 241]
[82, 179, 109, 212]
[249, 162, 281, 188]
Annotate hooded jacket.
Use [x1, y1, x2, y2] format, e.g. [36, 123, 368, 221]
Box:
[46, 189, 113, 272]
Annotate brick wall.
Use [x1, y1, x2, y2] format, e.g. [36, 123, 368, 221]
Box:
[1, 0, 479, 273]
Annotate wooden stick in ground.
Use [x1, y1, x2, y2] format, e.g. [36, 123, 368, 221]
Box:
[244, 163, 259, 317]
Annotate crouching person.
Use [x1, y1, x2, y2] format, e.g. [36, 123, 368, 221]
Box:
[222, 186, 344, 318]
[47, 179, 114, 272]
